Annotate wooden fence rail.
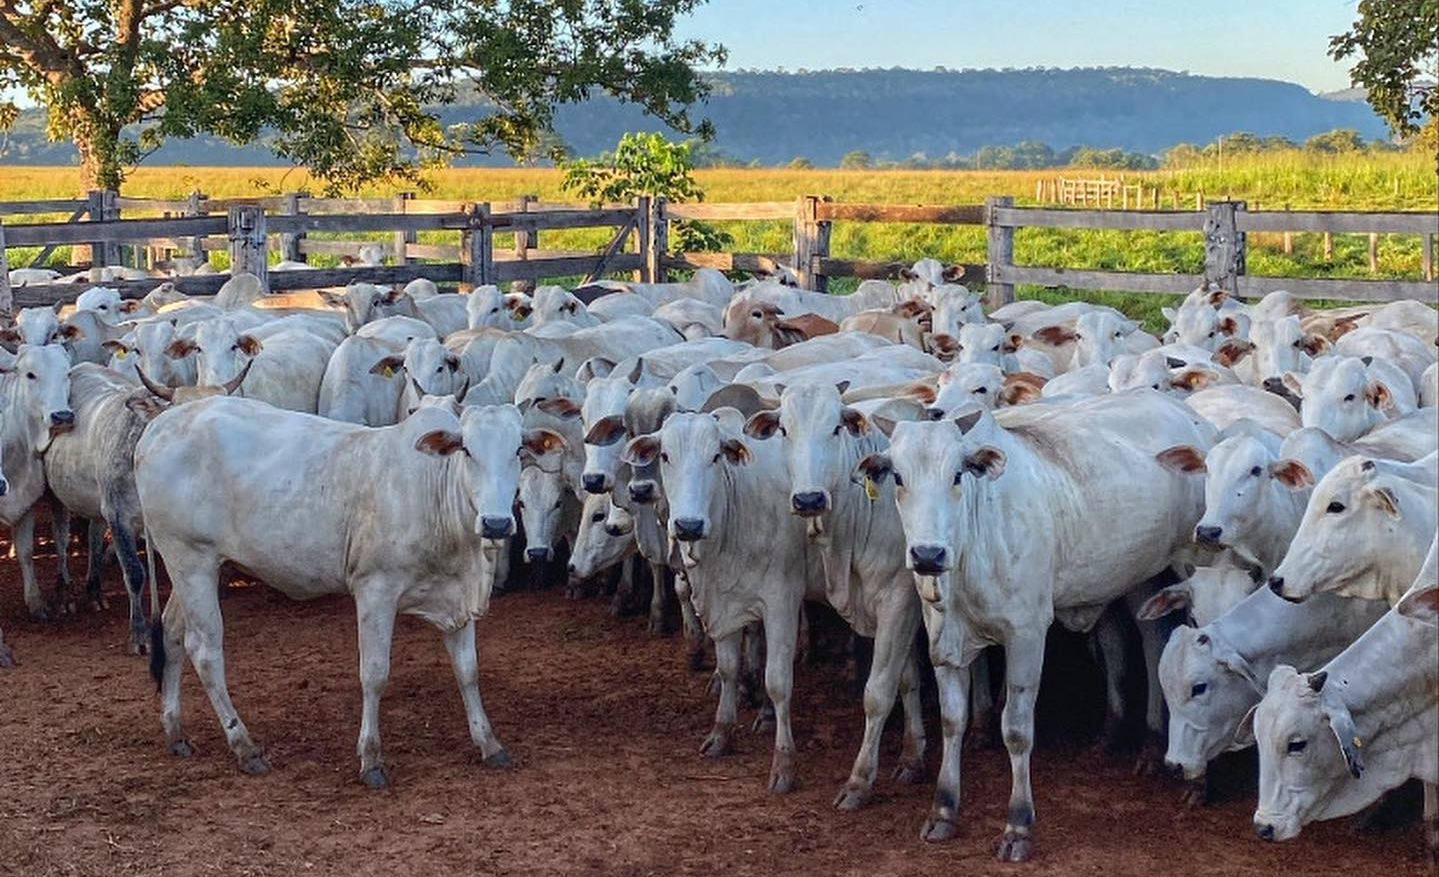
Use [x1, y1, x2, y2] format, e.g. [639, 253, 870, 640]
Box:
[2, 190, 1436, 311]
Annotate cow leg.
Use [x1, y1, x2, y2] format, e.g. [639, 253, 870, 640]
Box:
[1127, 588, 1169, 777]
[1089, 609, 1127, 753]
[77, 516, 107, 616]
[157, 595, 193, 757]
[49, 498, 75, 613]
[648, 563, 677, 635]
[442, 619, 510, 768]
[922, 656, 970, 842]
[701, 631, 741, 757]
[15, 510, 49, 620]
[111, 519, 149, 655]
[177, 565, 268, 775]
[996, 630, 1045, 863]
[673, 568, 707, 670]
[761, 597, 801, 794]
[966, 648, 998, 750]
[354, 587, 398, 788]
[834, 593, 920, 809]
[1424, 782, 1438, 856]
[896, 649, 927, 783]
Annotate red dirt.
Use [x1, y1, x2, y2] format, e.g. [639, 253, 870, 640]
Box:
[0, 538, 1432, 877]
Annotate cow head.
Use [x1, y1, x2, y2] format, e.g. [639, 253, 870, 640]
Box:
[927, 363, 1008, 418]
[531, 285, 598, 328]
[414, 404, 565, 543]
[622, 411, 751, 543]
[0, 344, 76, 453]
[743, 382, 871, 518]
[722, 298, 808, 350]
[568, 492, 635, 582]
[1158, 436, 1297, 563]
[1248, 666, 1365, 843]
[75, 286, 125, 326]
[1284, 357, 1390, 444]
[467, 285, 525, 331]
[191, 319, 263, 389]
[395, 337, 466, 417]
[580, 359, 646, 495]
[320, 283, 412, 333]
[1156, 625, 1263, 781]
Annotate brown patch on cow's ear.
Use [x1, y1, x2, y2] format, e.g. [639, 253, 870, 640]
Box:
[164, 338, 198, 359]
[1365, 381, 1393, 411]
[898, 267, 919, 282]
[840, 407, 869, 436]
[381, 286, 404, 304]
[1169, 369, 1217, 392]
[1155, 445, 1207, 474]
[318, 290, 346, 308]
[235, 335, 262, 356]
[942, 264, 966, 283]
[1138, 585, 1192, 621]
[368, 354, 406, 377]
[0, 328, 21, 347]
[1269, 458, 1314, 489]
[124, 392, 168, 421]
[1034, 325, 1077, 347]
[1368, 485, 1401, 518]
[535, 396, 581, 421]
[719, 438, 751, 465]
[855, 453, 892, 481]
[118, 300, 141, 314]
[999, 371, 1046, 406]
[522, 428, 567, 457]
[622, 434, 661, 467]
[101, 340, 129, 354]
[1330, 316, 1362, 339]
[903, 382, 937, 404]
[511, 303, 533, 320]
[1213, 339, 1255, 367]
[963, 446, 1006, 480]
[743, 409, 781, 440]
[1206, 288, 1229, 308]
[928, 333, 959, 361]
[1217, 316, 1242, 337]
[1296, 334, 1329, 357]
[1003, 332, 1023, 354]
[584, 414, 628, 446]
[773, 321, 810, 348]
[1397, 585, 1439, 625]
[57, 324, 84, 341]
[415, 429, 465, 456]
[893, 299, 931, 320]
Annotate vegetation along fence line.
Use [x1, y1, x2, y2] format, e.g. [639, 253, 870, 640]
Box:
[1, 191, 1435, 311]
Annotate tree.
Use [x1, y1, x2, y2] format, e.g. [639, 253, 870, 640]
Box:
[839, 150, 873, 169]
[1305, 128, 1366, 153]
[787, 156, 814, 169]
[1329, 0, 1439, 137]
[0, 1, 724, 191]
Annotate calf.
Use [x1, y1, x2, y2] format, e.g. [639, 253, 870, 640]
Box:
[173, 319, 336, 413]
[137, 399, 563, 784]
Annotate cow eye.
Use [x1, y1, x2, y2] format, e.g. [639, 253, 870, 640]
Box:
[1113, 331, 1122, 338]
[1250, 466, 1263, 477]
[490, 307, 499, 314]
[1343, 393, 1355, 402]
[590, 512, 605, 522]
[1287, 739, 1307, 755]
[660, 452, 669, 464]
[25, 372, 35, 380]
[1207, 331, 1216, 338]
[1151, 384, 1161, 390]
[952, 471, 962, 486]
[751, 310, 762, 319]
[974, 386, 988, 394]
[1326, 501, 1345, 514]
[711, 453, 721, 463]
[892, 472, 904, 487]
[1073, 333, 1082, 341]
[832, 424, 842, 436]
[1190, 682, 1207, 697]
[553, 499, 563, 510]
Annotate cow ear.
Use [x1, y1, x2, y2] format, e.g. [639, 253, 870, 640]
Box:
[235, 334, 262, 356]
[834, 380, 850, 395]
[743, 409, 781, 440]
[626, 357, 645, 385]
[118, 299, 141, 314]
[550, 357, 566, 375]
[1321, 699, 1365, 778]
[942, 264, 965, 283]
[999, 371, 1045, 406]
[1161, 306, 1178, 323]
[1138, 585, 1192, 621]
[1397, 584, 1439, 626]
[415, 429, 465, 456]
[719, 437, 752, 465]
[1169, 368, 1217, 392]
[1207, 289, 1229, 308]
[1296, 334, 1329, 357]
[1155, 445, 1207, 474]
[578, 357, 613, 383]
[840, 406, 869, 436]
[928, 333, 959, 362]
[124, 392, 168, 420]
[1217, 316, 1239, 336]
[1368, 485, 1401, 518]
[898, 268, 918, 282]
[855, 452, 892, 482]
[1269, 458, 1314, 489]
[1365, 381, 1393, 411]
[1034, 325, 1077, 347]
[444, 352, 461, 372]
[511, 303, 533, 320]
[1213, 339, 1254, 367]
[57, 323, 85, 341]
[1233, 704, 1259, 748]
[1004, 332, 1023, 354]
[101, 340, 128, 354]
[0, 328, 21, 347]
[953, 408, 984, 435]
[164, 338, 197, 359]
[535, 397, 581, 420]
[1331, 316, 1362, 339]
[318, 290, 346, 308]
[583, 414, 627, 446]
[1281, 371, 1305, 399]
[368, 354, 406, 378]
[522, 428, 567, 457]
[903, 382, 937, 404]
[622, 434, 660, 467]
[963, 446, 1006, 480]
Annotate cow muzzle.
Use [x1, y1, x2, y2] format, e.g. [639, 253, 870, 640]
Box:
[1267, 575, 1302, 603]
[672, 517, 706, 542]
[479, 515, 514, 540]
[1194, 524, 1223, 545]
[48, 410, 76, 435]
[790, 490, 828, 516]
[628, 480, 657, 505]
[581, 473, 608, 494]
[909, 544, 949, 575]
[526, 547, 553, 564]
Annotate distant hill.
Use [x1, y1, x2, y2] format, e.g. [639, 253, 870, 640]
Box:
[0, 67, 1391, 169]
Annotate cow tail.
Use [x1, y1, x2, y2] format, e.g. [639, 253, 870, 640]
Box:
[144, 521, 166, 692]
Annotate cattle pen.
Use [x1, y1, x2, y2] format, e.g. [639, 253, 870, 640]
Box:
[1, 191, 1436, 312]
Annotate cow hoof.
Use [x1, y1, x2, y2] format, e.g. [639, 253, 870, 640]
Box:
[238, 754, 271, 776]
[482, 748, 512, 769]
[996, 829, 1033, 862]
[767, 768, 796, 794]
[168, 739, 194, 758]
[833, 783, 870, 810]
[648, 619, 674, 636]
[1180, 778, 1208, 808]
[699, 730, 732, 758]
[27, 605, 52, 622]
[892, 759, 926, 784]
[88, 597, 110, 613]
[360, 766, 390, 789]
[751, 712, 776, 735]
[1133, 735, 1167, 777]
[0, 647, 16, 669]
[920, 815, 957, 843]
[687, 649, 708, 672]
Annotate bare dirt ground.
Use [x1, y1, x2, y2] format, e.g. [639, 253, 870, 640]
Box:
[0, 534, 1432, 877]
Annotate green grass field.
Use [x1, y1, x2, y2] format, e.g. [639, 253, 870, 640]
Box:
[3, 151, 1434, 329]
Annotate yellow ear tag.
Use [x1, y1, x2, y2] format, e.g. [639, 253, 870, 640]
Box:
[1353, 737, 1363, 748]
[382, 366, 395, 378]
[864, 476, 879, 502]
[114, 349, 127, 360]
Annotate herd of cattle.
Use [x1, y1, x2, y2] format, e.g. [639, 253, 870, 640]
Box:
[1, 258, 1436, 863]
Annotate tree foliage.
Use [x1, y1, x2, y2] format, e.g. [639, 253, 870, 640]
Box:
[1329, 0, 1439, 138]
[839, 150, 873, 169]
[0, 0, 724, 190]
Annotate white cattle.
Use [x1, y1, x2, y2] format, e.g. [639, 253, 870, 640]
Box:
[1246, 593, 1437, 845]
[1162, 301, 1249, 350]
[4, 306, 75, 349]
[472, 317, 681, 403]
[1032, 310, 1157, 371]
[586, 267, 733, 308]
[137, 398, 563, 783]
[7, 268, 62, 286]
[530, 286, 600, 328]
[319, 335, 407, 425]
[1424, 362, 1438, 408]
[1335, 326, 1436, 394]
[1278, 414, 1439, 481]
[928, 364, 1045, 417]
[1269, 454, 1438, 606]
[1185, 384, 1301, 436]
[648, 298, 724, 339]
[517, 394, 586, 570]
[567, 492, 636, 583]
[858, 391, 1215, 858]
[1138, 550, 1263, 628]
[937, 322, 1056, 377]
[1367, 300, 1438, 347]
[184, 319, 336, 412]
[465, 285, 530, 331]
[621, 411, 824, 794]
[74, 287, 126, 325]
[106, 320, 197, 387]
[579, 359, 650, 495]
[1158, 587, 1387, 795]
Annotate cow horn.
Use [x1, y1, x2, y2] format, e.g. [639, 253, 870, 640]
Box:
[223, 359, 254, 395]
[455, 375, 471, 401]
[135, 366, 175, 401]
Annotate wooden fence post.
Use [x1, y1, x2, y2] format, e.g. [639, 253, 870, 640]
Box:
[1322, 231, 1334, 261]
[184, 191, 208, 265]
[0, 219, 12, 314]
[278, 192, 307, 263]
[792, 195, 831, 292]
[650, 197, 669, 284]
[1423, 234, 1435, 283]
[227, 205, 268, 287]
[510, 195, 537, 293]
[985, 195, 1016, 307]
[1282, 204, 1293, 255]
[634, 196, 651, 283]
[459, 202, 493, 291]
[394, 191, 415, 264]
[1367, 233, 1379, 274]
[85, 189, 121, 268]
[1202, 200, 1246, 296]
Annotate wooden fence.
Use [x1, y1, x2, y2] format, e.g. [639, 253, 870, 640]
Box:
[2, 191, 1436, 310]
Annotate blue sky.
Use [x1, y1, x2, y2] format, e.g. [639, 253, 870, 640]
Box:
[675, 0, 1361, 92]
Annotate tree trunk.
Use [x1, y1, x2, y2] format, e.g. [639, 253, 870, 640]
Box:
[69, 108, 125, 265]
